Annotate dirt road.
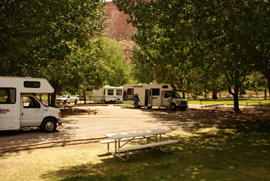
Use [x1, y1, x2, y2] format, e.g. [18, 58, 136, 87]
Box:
[0, 105, 269, 148]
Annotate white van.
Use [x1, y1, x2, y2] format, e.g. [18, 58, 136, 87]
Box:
[123, 83, 188, 111]
[0, 77, 62, 132]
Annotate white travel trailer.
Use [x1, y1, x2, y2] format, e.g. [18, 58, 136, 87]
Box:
[84, 85, 123, 103]
[0, 77, 62, 132]
[123, 83, 188, 111]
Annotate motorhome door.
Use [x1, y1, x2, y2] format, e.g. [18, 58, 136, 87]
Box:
[145, 89, 150, 106]
[150, 88, 160, 106]
[20, 95, 43, 127]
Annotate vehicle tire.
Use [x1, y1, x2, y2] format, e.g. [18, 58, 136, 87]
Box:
[74, 99, 78, 104]
[181, 107, 187, 111]
[171, 103, 176, 111]
[134, 102, 140, 108]
[147, 106, 152, 109]
[41, 118, 57, 132]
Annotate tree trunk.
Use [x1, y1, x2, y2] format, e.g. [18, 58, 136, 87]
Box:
[50, 82, 59, 107]
[226, 73, 240, 113]
[83, 90, 86, 104]
[259, 63, 270, 100]
[212, 92, 218, 99]
[232, 84, 240, 113]
[51, 93, 57, 107]
[48, 94, 51, 106]
[212, 80, 218, 99]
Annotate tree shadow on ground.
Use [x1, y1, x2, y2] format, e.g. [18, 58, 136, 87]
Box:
[122, 106, 270, 132]
[40, 121, 270, 181]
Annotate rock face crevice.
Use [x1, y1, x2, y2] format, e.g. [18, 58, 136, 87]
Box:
[104, 2, 136, 41]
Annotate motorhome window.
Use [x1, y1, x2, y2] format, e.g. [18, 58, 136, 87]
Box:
[108, 89, 114, 95]
[127, 88, 134, 95]
[116, 89, 122, 95]
[152, 89, 160, 96]
[162, 85, 169, 89]
[23, 96, 40, 108]
[0, 88, 16, 104]
[24, 81, 40, 88]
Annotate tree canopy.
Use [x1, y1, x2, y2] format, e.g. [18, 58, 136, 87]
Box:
[0, 0, 108, 76]
[114, 0, 270, 112]
[0, 0, 109, 105]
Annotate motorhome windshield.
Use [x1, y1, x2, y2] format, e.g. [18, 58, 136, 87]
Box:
[172, 92, 181, 98]
[164, 92, 182, 99]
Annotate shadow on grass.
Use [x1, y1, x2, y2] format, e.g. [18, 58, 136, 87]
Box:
[40, 122, 270, 181]
[126, 106, 270, 132]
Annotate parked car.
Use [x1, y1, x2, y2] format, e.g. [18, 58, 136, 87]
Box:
[56, 95, 78, 105]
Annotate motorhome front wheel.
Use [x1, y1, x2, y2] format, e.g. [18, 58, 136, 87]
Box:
[41, 118, 57, 132]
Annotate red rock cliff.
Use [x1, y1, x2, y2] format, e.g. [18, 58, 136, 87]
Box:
[104, 1, 136, 41]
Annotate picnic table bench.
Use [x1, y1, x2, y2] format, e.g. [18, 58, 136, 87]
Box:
[101, 129, 179, 161]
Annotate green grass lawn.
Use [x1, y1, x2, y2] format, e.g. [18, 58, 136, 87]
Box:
[188, 98, 270, 106]
[1, 122, 270, 181]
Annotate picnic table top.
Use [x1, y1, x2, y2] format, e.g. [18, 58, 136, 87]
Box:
[104, 129, 170, 139]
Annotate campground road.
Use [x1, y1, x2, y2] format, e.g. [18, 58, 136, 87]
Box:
[0, 105, 269, 149]
[0, 105, 178, 148]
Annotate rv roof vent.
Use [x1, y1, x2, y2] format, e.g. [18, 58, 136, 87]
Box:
[138, 83, 147, 85]
[104, 85, 111, 87]
[150, 82, 158, 84]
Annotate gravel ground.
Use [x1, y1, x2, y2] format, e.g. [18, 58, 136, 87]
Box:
[0, 104, 269, 149]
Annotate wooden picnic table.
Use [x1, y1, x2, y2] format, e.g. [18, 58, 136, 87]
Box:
[102, 129, 178, 161]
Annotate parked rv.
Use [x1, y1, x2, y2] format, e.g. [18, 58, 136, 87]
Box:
[83, 85, 123, 103]
[123, 83, 188, 111]
[0, 77, 62, 132]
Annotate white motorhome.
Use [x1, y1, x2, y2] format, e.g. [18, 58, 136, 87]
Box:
[84, 85, 123, 103]
[0, 77, 62, 132]
[123, 83, 188, 111]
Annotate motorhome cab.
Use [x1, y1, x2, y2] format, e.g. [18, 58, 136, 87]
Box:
[84, 85, 123, 103]
[123, 83, 188, 111]
[0, 77, 62, 132]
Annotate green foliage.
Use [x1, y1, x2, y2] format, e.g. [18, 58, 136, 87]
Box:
[63, 39, 108, 94]
[245, 71, 268, 94]
[131, 46, 155, 83]
[0, 0, 108, 77]
[114, 0, 270, 112]
[0, 0, 109, 105]
[100, 37, 132, 86]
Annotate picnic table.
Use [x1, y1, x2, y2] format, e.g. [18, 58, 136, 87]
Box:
[101, 129, 178, 161]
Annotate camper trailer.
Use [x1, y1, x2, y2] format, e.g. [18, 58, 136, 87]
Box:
[0, 77, 62, 132]
[84, 85, 123, 103]
[123, 83, 188, 111]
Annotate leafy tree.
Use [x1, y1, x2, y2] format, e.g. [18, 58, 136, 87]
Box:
[131, 46, 155, 83]
[114, 0, 270, 112]
[100, 37, 131, 86]
[245, 71, 268, 99]
[0, 0, 108, 105]
[64, 39, 108, 103]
